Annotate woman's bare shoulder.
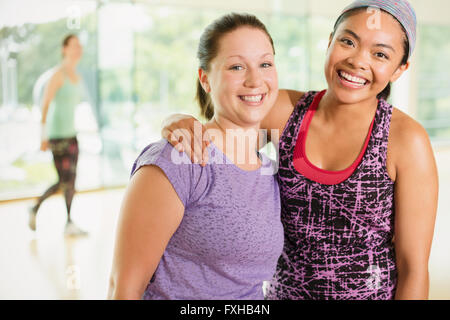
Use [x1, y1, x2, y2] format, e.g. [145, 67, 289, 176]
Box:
[48, 67, 64, 86]
[282, 89, 306, 107]
[389, 108, 433, 164]
[391, 108, 429, 143]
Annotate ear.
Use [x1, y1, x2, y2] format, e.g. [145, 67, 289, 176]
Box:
[390, 61, 410, 83]
[198, 68, 210, 93]
[328, 32, 334, 49]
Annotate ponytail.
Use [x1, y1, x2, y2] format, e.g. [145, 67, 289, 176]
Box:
[196, 79, 214, 120]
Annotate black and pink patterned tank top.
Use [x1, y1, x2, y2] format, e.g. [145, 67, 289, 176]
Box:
[266, 91, 397, 300]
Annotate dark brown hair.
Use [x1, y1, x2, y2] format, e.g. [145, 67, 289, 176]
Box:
[62, 34, 77, 57]
[332, 8, 409, 101]
[196, 13, 275, 120]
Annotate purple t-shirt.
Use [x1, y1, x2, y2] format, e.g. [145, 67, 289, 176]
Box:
[130, 139, 284, 300]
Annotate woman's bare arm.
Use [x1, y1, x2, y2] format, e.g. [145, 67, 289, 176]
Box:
[260, 89, 304, 146]
[108, 165, 184, 299]
[161, 113, 210, 165]
[160, 89, 304, 163]
[40, 70, 63, 150]
[389, 110, 439, 300]
[41, 70, 63, 124]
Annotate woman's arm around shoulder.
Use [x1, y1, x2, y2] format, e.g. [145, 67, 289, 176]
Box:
[260, 89, 305, 144]
[108, 165, 185, 299]
[388, 108, 439, 300]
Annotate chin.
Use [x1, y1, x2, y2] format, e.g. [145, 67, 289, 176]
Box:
[236, 114, 264, 128]
[331, 85, 381, 105]
[334, 90, 365, 104]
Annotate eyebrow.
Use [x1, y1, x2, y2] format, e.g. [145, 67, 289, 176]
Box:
[342, 29, 396, 53]
[374, 43, 396, 53]
[343, 29, 361, 42]
[227, 53, 274, 59]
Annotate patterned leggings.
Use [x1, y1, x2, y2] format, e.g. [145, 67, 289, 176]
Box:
[34, 137, 79, 220]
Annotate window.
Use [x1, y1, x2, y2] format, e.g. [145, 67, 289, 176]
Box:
[417, 24, 450, 142]
[1, 0, 449, 201]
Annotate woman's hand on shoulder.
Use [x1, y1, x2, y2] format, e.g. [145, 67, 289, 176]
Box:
[161, 114, 211, 166]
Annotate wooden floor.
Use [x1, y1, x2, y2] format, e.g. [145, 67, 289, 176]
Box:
[0, 189, 122, 299]
[1, 147, 450, 299]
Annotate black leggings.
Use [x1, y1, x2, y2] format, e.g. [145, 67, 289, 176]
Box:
[34, 137, 79, 221]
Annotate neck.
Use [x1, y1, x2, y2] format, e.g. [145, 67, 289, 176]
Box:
[205, 115, 261, 167]
[62, 59, 78, 71]
[319, 90, 378, 124]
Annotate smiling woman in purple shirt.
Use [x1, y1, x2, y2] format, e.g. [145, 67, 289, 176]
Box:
[107, 13, 284, 300]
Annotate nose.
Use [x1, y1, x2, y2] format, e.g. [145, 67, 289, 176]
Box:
[244, 67, 263, 88]
[346, 49, 369, 71]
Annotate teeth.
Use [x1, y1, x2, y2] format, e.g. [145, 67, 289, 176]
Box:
[340, 71, 366, 84]
[241, 95, 263, 102]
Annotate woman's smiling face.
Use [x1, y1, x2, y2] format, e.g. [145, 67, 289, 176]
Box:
[199, 26, 278, 128]
[325, 9, 409, 104]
